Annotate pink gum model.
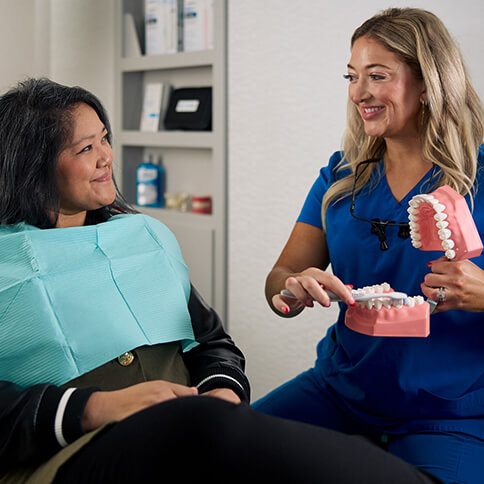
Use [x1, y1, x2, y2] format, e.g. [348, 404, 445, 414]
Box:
[345, 285, 430, 337]
[407, 185, 483, 261]
[345, 185, 482, 338]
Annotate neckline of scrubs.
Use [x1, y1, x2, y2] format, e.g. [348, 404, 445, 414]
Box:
[379, 160, 437, 209]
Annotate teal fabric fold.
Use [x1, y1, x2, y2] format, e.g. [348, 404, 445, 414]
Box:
[0, 214, 196, 386]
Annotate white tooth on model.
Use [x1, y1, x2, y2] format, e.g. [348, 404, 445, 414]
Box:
[445, 249, 456, 259]
[436, 220, 449, 229]
[411, 232, 421, 241]
[405, 298, 415, 308]
[392, 299, 403, 309]
[414, 296, 424, 304]
[433, 203, 446, 212]
[374, 299, 383, 310]
[381, 282, 391, 291]
[409, 221, 418, 230]
[383, 299, 392, 309]
[442, 239, 455, 250]
[412, 240, 422, 248]
[438, 228, 452, 240]
[366, 300, 373, 309]
[409, 214, 419, 222]
[434, 212, 448, 221]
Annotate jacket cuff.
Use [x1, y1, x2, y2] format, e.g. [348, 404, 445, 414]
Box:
[36, 385, 98, 455]
[194, 367, 250, 403]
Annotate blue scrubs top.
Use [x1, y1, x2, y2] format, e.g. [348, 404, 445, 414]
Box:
[297, 146, 484, 437]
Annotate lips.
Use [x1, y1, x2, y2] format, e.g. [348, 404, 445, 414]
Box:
[92, 172, 111, 182]
[361, 106, 384, 120]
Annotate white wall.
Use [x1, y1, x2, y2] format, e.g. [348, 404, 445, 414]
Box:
[0, 0, 115, 116]
[227, 0, 484, 401]
[0, 0, 50, 93]
[49, 0, 116, 126]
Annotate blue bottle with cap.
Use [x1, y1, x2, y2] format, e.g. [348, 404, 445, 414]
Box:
[136, 154, 165, 207]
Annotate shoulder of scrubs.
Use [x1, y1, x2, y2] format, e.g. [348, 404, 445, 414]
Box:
[296, 151, 348, 229]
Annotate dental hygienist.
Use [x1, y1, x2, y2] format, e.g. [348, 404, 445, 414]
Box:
[256, 8, 484, 484]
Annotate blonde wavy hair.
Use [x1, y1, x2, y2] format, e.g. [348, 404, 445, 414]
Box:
[322, 7, 484, 228]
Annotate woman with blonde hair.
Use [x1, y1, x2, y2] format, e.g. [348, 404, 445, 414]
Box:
[257, 8, 484, 484]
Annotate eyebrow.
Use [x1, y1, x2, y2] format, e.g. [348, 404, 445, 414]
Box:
[347, 63, 392, 70]
[71, 126, 107, 147]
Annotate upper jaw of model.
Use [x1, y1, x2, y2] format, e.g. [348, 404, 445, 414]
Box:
[407, 185, 483, 261]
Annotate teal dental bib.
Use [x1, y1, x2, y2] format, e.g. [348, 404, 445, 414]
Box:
[0, 214, 197, 386]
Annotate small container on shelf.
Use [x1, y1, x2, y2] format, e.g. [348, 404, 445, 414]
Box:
[136, 154, 165, 207]
[191, 195, 212, 214]
[164, 192, 191, 212]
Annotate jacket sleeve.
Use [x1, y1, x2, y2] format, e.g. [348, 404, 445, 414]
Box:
[0, 381, 96, 475]
[183, 284, 251, 403]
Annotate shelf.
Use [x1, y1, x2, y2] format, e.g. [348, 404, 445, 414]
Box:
[121, 50, 215, 72]
[116, 0, 227, 318]
[136, 205, 213, 228]
[120, 130, 214, 149]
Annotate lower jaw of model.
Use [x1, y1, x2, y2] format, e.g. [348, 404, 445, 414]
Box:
[345, 284, 430, 337]
[345, 185, 482, 338]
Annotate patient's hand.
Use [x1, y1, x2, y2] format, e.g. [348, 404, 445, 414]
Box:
[82, 380, 198, 432]
[201, 388, 241, 404]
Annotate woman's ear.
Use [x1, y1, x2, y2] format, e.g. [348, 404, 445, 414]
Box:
[419, 86, 428, 105]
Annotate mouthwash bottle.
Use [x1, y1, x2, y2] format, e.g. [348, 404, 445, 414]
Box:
[136, 154, 165, 207]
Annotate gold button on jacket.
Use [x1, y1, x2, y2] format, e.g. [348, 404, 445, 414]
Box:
[117, 351, 135, 366]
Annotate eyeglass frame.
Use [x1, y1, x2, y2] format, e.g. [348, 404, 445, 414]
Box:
[349, 158, 419, 250]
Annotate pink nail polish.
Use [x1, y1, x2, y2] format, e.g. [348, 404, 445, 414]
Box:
[282, 307, 289, 314]
[350, 300, 357, 307]
[426, 262, 433, 267]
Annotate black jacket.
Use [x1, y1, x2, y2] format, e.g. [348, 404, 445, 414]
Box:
[0, 284, 250, 476]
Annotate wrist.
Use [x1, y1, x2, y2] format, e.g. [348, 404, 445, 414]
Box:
[82, 391, 104, 432]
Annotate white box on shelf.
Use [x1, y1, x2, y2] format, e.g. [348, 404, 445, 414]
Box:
[165, 0, 182, 54]
[183, 0, 214, 52]
[145, 0, 165, 55]
[140, 82, 171, 131]
[146, 0, 182, 55]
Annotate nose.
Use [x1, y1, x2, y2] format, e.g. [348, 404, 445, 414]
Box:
[97, 144, 113, 168]
[349, 77, 371, 104]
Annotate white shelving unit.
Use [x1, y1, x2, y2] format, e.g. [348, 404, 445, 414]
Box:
[115, 0, 228, 321]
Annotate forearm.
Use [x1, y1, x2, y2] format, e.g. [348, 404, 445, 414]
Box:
[184, 284, 250, 402]
[0, 381, 96, 474]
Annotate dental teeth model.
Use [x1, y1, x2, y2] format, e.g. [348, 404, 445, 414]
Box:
[282, 185, 481, 337]
[407, 185, 483, 261]
[345, 283, 430, 337]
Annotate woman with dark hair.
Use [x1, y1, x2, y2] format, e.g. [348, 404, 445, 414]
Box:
[0, 78, 130, 228]
[0, 78, 442, 484]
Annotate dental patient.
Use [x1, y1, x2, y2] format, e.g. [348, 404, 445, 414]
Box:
[258, 7, 484, 484]
[0, 78, 445, 484]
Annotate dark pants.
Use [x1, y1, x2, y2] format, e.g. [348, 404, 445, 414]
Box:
[54, 396, 441, 484]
